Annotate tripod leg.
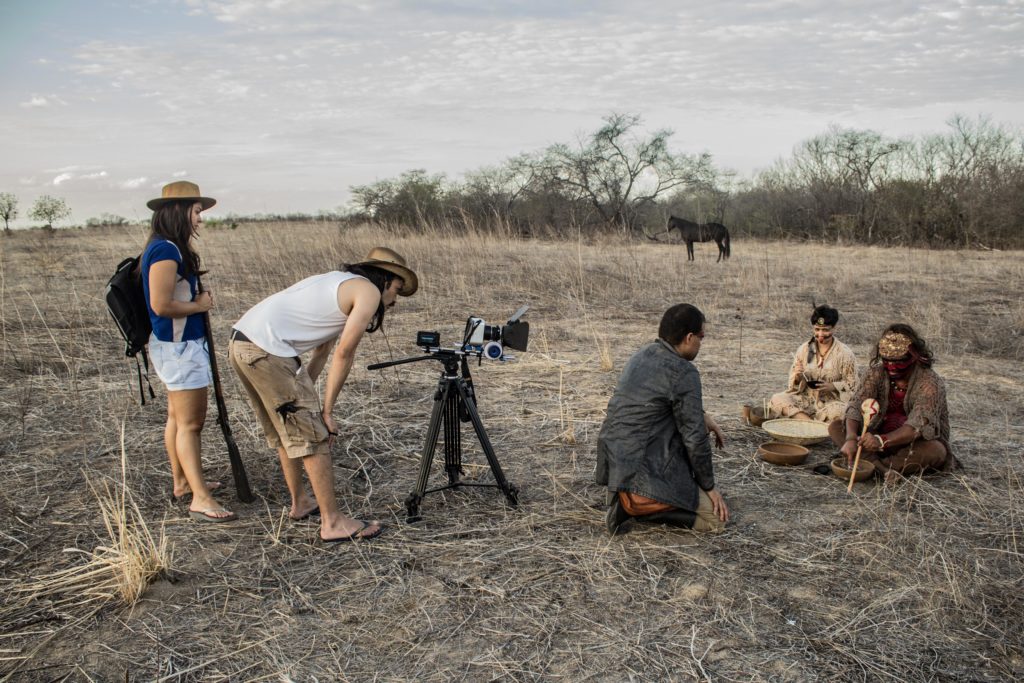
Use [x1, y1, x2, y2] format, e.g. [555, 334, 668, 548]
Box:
[444, 381, 462, 485]
[454, 379, 519, 506]
[408, 381, 450, 521]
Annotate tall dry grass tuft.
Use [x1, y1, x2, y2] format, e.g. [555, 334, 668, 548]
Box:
[14, 423, 171, 610]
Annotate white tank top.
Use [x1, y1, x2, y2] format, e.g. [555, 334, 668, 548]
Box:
[234, 271, 367, 357]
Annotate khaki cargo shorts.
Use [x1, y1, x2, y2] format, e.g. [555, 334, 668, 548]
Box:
[228, 339, 330, 459]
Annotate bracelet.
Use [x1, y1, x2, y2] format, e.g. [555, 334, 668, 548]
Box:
[845, 437, 857, 442]
[876, 434, 887, 449]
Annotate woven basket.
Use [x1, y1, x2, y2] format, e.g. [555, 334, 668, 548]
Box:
[761, 419, 831, 445]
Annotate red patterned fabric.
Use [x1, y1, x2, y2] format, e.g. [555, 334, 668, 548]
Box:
[881, 384, 908, 433]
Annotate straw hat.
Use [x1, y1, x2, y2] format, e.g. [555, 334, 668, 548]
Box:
[355, 247, 418, 296]
[147, 181, 217, 211]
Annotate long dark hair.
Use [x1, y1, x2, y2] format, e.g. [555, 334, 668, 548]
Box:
[871, 323, 936, 368]
[148, 202, 203, 278]
[342, 263, 401, 333]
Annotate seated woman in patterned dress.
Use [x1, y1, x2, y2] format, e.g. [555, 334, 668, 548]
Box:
[743, 305, 858, 427]
[829, 324, 958, 483]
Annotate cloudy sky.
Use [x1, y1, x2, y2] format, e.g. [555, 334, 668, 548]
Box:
[2, 0, 1022, 226]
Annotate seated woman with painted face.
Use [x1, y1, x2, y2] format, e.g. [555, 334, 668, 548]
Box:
[743, 305, 858, 426]
[828, 324, 959, 482]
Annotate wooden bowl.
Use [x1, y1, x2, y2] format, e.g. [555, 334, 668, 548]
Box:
[831, 457, 875, 482]
[757, 441, 810, 466]
[761, 419, 831, 445]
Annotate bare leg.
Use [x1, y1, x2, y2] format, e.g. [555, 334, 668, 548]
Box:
[167, 388, 230, 517]
[166, 399, 188, 496]
[769, 392, 809, 420]
[276, 447, 318, 519]
[301, 451, 381, 541]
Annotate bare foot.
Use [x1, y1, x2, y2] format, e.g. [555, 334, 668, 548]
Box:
[321, 518, 383, 542]
[189, 506, 237, 522]
[289, 496, 320, 521]
[173, 480, 224, 501]
[189, 493, 233, 520]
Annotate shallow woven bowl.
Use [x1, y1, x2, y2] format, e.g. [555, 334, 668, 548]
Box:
[831, 457, 875, 482]
[761, 419, 831, 445]
[757, 441, 810, 466]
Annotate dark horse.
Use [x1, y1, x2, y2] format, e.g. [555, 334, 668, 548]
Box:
[667, 216, 731, 262]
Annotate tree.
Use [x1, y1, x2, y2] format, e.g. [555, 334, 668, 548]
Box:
[349, 170, 448, 225]
[538, 113, 713, 230]
[29, 195, 71, 229]
[0, 193, 17, 233]
[85, 213, 130, 228]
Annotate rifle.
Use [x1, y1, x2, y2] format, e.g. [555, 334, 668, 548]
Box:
[197, 276, 254, 503]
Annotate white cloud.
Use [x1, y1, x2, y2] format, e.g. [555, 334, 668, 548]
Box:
[20, 96, 50, 108]
[119, 177, 149, 189]
[53, 173, 74, 186]
[4, 0, 1022, 222]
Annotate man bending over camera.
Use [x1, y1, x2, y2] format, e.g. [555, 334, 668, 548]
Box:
[595, 303, 729, 535]
[228, 247, 418, 543]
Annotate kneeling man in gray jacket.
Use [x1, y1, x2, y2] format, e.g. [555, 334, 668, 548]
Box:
[596, 303, 729, 535]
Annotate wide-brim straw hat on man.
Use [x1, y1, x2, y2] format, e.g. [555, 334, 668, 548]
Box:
[355, 247, 419, 296]
[147, 181, 217, 211]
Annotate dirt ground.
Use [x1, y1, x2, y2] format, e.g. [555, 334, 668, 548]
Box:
[1, 222, 1022, 681]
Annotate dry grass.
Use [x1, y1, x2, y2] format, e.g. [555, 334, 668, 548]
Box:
[21, 421, 170, 600]
[1, 221, 1022, 681]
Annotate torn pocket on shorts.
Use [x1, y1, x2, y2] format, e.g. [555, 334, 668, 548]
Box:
[276, 401, 329, 445]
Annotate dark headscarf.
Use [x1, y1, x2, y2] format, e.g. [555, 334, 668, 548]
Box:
[810, 305, 839, 328]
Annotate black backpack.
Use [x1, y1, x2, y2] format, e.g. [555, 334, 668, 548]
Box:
[105, 255, 155, 404]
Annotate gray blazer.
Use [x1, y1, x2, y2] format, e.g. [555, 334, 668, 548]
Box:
[595, 339, 715, 512]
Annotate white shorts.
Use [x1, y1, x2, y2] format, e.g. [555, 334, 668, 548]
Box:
[149, 335, 212, 391]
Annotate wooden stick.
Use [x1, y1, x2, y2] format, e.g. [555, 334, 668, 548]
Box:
[848, 398, 880, 493]
[197, 275, 254, 503]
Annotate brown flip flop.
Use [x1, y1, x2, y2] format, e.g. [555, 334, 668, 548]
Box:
[188, 508, 237, 523]
[322, 520, 384, 543]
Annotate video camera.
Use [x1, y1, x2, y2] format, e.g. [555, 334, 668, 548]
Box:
[416, 305, 529, 361]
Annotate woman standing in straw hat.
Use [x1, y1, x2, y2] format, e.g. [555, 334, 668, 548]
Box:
[143, 181, 236, 522]
[229, 247, 418, 542]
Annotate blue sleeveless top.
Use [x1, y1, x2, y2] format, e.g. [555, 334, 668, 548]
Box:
[141, 240, 205, 342]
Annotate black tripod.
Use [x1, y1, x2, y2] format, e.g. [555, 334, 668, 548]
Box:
[368, 350, 519, 522]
